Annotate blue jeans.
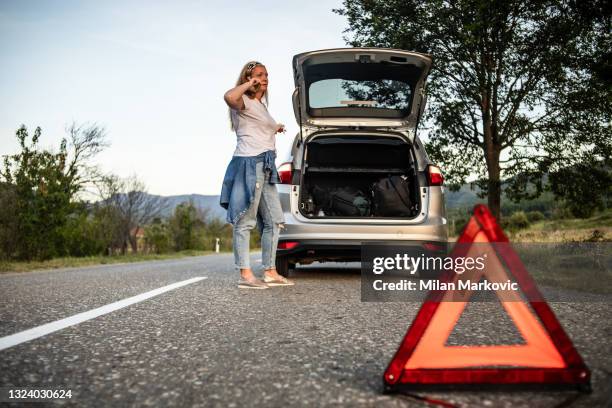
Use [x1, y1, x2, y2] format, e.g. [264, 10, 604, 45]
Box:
[233, 161, 284, 271]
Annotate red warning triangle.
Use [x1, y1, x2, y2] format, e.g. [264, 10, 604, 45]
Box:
[383, 205, 591, 392]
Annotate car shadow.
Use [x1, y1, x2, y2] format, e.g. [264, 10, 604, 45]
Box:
[290, 262, 362, 278]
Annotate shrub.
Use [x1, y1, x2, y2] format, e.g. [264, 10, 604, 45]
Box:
[169, 202, 207, 251]
[526, 210, 545, 222]
[506, 211, 530, 231]
[551, 206, 573, 220]
[450, 217, 469, 236]
[60, 209, 107, 257]
[144, 222, 173, 254]
[0, 183, 18, 260]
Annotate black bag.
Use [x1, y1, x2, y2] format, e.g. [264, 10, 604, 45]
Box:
[311, 185, 370, 216]
[371, 175, 414, 216]
[311, 185, 331, 212]
[330, 187, 371, 216]
[300, 194, 316, 215]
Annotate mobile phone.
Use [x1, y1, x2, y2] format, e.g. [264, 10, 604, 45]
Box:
[248, 77, 260, 91]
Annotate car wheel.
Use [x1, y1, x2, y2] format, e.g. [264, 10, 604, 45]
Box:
[276, 257, 293, 277]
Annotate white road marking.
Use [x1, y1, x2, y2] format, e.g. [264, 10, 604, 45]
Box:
[0, 276, 207, 352]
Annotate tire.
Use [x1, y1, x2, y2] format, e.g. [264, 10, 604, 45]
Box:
[275, 257, 295, 277]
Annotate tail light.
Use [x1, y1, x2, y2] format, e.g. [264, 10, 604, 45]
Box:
[427, 164, 444, 186]
[278, 241, 299, 250]
[277, 162, 292, 184]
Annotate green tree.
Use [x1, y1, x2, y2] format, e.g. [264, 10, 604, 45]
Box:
[86, 199, 124, 256]
[0, 182, 18, 259]
[1, 126, 73, 259]
[335, 0, 611, 218]
[549, 161, 611, 218]
[204, 217, 234, 251]
[60, 202, 108, 257]
[144, 218, 173, 254]
[169, 201, 206, 251]
[1, 124, 108, 260]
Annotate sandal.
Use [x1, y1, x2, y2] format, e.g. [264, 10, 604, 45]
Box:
[263, 273, 295, 286]
[238, 277, 269, 289]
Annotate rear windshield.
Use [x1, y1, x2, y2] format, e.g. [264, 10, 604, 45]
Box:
[309, 79, 411, 110]
[304, 62, 421, 118]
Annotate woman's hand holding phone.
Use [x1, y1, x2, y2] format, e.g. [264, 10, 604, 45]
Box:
[276, 123, 286, 134]
[247, 77, 261, 92]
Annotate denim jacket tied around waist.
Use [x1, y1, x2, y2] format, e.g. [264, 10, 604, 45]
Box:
[219, 150, 285, 231]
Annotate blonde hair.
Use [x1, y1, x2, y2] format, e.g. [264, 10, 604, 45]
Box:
[229, 60, 269, 131]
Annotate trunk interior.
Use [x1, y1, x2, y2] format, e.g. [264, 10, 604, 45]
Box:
[299, 135, 421, 219]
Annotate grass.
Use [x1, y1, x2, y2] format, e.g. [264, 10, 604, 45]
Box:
[528, 210, 611, 230]
[509, 209, 612, 242]
[0, 249, 232, 274]
[510, 227, 611, 242]
[450, 209, 612, 242]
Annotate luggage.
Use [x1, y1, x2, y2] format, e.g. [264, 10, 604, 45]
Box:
[371, 175, 414, 217]
[311, 185, 371, 216]
[330, 187, 371, 216]
[300, 194, 316, 215]
[309, 174, 415, 217]
[311, 185, 330, 212]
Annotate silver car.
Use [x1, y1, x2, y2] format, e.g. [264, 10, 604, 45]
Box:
[275, 48, 448, 276]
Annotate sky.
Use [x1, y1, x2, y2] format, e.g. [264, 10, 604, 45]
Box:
[0, 0, 347, 196]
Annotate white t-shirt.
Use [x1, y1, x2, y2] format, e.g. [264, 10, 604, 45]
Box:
[231, 94, 278, 156]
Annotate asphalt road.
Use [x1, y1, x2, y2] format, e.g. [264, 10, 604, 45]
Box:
[0, 254, 611, 407]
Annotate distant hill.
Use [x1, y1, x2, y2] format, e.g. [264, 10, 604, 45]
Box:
[444, 184, 483, 209]
[123, 193, 226, 221]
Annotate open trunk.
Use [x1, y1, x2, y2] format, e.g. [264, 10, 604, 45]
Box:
[299, 135, 421, 219]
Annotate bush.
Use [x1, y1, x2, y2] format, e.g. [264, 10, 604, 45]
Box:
[203, 219, 234, 251]
[169, 202, 207, 251]
[505, 211, 530, 231]
[450, 217, 469, 236]
[0, 183, 18, 260]
[60, 209, 107, 257]
[526, 210, 545, 222]
[144, 222, 173, 254]
[584, 229, 606, 242]
[551, 206, 574, 220]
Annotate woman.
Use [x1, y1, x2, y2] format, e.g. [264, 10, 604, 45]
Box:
[220, 61, 295, 289]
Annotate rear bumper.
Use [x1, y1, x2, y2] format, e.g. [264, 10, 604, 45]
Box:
[277, 185, 448, 243]
[278, 215, 448, 242]
[277, 239, 448, 264]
